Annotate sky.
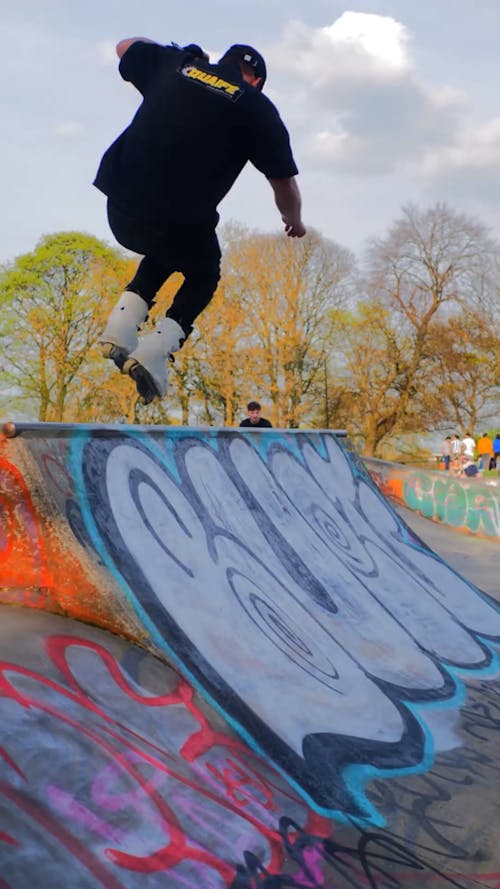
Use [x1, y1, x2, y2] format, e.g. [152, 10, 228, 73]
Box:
[3, 0, 500, 265]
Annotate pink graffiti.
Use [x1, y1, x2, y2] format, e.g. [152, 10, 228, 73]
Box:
[46, 785, 127, 843]
[0, 633, 334, 886]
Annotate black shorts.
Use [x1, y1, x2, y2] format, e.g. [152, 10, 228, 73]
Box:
[106, 200, 221, 274]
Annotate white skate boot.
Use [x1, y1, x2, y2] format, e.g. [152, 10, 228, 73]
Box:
[100, 291, 149, 371]
[123, 318, 185, 404]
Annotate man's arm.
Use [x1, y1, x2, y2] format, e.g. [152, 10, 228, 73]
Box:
[116, 37, 157, 59]
[267, 177, 306, 238]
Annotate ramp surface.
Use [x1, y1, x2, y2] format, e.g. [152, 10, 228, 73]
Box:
[393, 503, 500, 597]
[1, 423, 499, 888]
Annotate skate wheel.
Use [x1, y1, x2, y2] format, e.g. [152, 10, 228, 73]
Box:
[101, 342, 128, 371]
[124, 359, 160, 405]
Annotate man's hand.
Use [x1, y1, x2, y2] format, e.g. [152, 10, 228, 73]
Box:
[282, 218, 307, 238]
[269, 177, 306, 239]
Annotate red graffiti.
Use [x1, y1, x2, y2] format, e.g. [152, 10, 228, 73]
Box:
[0, 458, 49, 599]
[0, 452, 136, 631]
[0, 634, 334, 885]
[39, 441, 75, 500]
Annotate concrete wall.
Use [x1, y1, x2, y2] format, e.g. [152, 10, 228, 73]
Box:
[365, 457, 500, 540]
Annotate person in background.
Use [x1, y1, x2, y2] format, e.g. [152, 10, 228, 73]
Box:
[440, 435, 452, 470]
[462, 458, 479, 478]
[239, 401, 273, 428]
[492, 433, 500, 470]
[461, 432, 476, 461]
[450, 434, 463, 476]
[477, 431, 494, 471]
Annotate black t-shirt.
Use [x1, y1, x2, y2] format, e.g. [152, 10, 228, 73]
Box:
[239, 417, 273, 428]
[94, 42, 299, 226]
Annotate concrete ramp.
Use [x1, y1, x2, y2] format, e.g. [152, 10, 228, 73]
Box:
[1, 422, 499, 888]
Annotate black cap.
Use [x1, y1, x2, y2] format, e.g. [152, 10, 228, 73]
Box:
[221, 44, 267, 85]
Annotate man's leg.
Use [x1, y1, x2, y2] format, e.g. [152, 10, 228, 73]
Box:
[124, 256, 175, 307]
[101, 203, 174, 368]
[165, 230, 221, 334]
[124, 229, 221, 402]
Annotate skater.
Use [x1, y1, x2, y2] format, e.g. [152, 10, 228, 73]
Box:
[94, 37, 306, 403]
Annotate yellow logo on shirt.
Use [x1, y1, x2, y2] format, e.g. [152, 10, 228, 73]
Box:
[180, 64, 242, 100]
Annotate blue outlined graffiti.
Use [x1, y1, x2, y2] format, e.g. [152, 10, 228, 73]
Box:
[66, 428, 500, 822]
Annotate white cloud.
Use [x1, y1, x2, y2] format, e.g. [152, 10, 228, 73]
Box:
[94, 40, 117, 66]
[324, 11, 410, 71]
[273, 13, 412, 90]
[417, 118, 500, 212]
[421, 118, 500, 176]
[269, 13, 466, 177]
[53, 122, 85, 139]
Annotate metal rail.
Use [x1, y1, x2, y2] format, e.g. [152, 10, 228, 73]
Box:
[1, 421, 347, 439]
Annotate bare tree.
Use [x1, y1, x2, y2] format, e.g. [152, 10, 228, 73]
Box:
[423, 313, 500, 433]
[226, 227, 356, 427]
[346, 202, 500, 451]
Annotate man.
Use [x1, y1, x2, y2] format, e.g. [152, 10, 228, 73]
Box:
[440, 435, 452, 470]
[94, 39, 306, 404]
[450, 433, 463, 476]
[476, 432, 493, 471]
[239, 401, 272, 428]
[462, 459, 479, 478]
[493, 433, 500, 470]
[461, 432, 476, 460]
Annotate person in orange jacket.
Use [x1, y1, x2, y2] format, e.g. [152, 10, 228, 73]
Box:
[477, 432, 494, 471]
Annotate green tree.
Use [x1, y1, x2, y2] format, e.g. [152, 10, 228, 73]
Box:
[212, 227, 356, 428]
[170, 272, 250, 426]
[0, 232, 131, 421]
[160, 226, 355, 428]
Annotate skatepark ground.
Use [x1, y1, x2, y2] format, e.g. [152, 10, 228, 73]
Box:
[394, 503, 499, 600]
